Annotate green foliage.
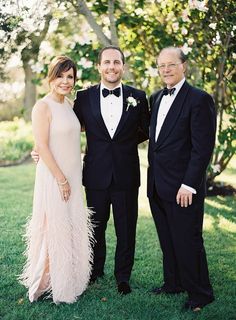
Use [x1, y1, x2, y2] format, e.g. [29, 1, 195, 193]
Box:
[68, 42, 101, 90]
[0, 118, 33, 164]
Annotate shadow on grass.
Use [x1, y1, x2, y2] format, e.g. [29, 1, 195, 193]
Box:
[205, 196, 236, 224]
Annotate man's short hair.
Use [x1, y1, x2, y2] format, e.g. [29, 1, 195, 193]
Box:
[98, 46, 125, 65]
[158, 47, 187, 63]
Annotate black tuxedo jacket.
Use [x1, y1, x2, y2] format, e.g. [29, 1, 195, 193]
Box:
[74, 84, 150, 190]
[147, 81, 216, 201]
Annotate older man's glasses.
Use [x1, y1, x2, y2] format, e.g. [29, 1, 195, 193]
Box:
[157, 62, 183, 71]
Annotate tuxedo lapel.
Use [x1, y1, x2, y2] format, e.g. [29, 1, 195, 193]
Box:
[113, 84, 130, 137]
[150, 92, 163, 145]
[155, 81, 190, 149]
[89, 84, 110, 137]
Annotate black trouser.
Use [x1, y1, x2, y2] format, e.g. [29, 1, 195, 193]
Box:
[149, 187, 214, 304]
[86, 184, 138, 283]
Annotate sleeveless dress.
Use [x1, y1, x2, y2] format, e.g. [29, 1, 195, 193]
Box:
[20, 96, 93, 304]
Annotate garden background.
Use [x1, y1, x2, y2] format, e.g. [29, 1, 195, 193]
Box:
[0, 0, 235, 319]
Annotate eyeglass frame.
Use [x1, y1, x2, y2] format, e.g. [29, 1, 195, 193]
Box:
[157, 62, 183, 71]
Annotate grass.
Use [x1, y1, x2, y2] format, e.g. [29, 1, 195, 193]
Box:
[0, 152, 235, 320]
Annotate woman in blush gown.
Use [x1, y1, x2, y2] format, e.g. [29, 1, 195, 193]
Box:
[19, 56, 93, 304]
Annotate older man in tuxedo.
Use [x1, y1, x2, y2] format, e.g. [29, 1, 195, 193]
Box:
[148, 47, 216, 311]
[74, 46, 150, 294]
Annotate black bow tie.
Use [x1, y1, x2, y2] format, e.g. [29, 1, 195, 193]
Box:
[162, 87, 176, 96]
[102, 87, 121, 98]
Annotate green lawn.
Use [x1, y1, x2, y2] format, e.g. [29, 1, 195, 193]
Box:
[0, 154, 235, 320]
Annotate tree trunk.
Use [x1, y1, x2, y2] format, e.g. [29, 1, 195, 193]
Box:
[19, 13, 52, 121]
[23, 62, 36, 121]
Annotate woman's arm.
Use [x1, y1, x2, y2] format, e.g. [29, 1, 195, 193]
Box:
[32, 101, 71, 201]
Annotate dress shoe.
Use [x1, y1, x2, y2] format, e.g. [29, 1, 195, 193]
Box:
[151, 285, 185, 295]
[89, 273, 104, 285]
[117, 282, 131, 295]
[184, 297, 214, 312]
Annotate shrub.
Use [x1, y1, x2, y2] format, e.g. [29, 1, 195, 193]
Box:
[0, 118, 87, 165]
[0, 117, 33, 165]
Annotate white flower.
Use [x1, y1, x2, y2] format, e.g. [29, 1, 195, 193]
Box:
[211, 164, 221, 173]
[209, 23, 217, 30]
[213, 32, 221, 45]
[182, 9, 190, 22]
[181, 27, 188, 35]
[0, 30, 6, 40]
[126, 96, 138, 111]
[188, 0, 208, 12]
[187, 38, 194, 46]
[77, 69, 82, 78]
[172, 22, 179, 32]
[181, 43, 192, 54]
[31, 61, 44, 73]
[135, 8, 143, 15]
[146, 67, 158, 77]
[78, 57, 93, 69]
[142, 78, 149, 89]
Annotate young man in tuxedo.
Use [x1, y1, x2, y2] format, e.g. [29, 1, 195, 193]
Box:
[73, 46, 150, 294]
[148, 47, 216, 311]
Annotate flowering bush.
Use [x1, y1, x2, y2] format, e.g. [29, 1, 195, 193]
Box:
[0, 117, 34, 165]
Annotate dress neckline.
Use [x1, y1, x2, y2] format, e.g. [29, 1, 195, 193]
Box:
[45, 95, 67, 105]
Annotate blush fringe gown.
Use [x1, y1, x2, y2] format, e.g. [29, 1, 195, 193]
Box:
[19, 96, 94, 304]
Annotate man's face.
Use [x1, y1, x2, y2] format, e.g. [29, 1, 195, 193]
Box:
[98, 49, 124, 88]
[157, 50, 186, 88]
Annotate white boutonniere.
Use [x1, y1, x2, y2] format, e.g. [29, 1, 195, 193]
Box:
[126, 96, 139, 111]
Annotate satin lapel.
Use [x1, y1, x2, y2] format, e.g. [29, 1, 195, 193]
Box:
[155, 81, 190, 149]
[89, 84, 110, 136]
[113, 84, 130, 137]
[150, 91, 163, 146]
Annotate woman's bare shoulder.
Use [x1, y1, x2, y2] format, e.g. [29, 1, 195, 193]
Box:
[33, 99, 49, 109]
[32, 99, 51, 118]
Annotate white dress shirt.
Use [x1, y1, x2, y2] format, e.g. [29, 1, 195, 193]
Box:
[155, 77, 196, 194]
[100, 83, 123, 138]
[155, 77, 185, 141]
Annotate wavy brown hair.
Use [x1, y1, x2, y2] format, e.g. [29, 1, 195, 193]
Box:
[48, 56, 77, 84]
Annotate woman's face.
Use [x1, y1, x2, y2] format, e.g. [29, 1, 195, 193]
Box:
[50, 68, 75, 96]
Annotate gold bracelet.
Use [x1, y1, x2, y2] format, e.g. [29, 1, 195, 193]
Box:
[57, 178, 68, 186]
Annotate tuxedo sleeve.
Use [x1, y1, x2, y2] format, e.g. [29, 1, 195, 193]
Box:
[137, 91, 150, 144]
[149, 94, 154, 111]
[182, 93, 216, 189]
[73, 91, 85, 128]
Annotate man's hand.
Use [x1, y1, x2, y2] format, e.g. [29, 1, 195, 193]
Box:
[176, 187, 193, 207]
[31, 150, 40, 164]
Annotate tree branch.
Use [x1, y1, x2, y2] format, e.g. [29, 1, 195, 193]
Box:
[108, 0, 119, 46]
[76, 0, 111, 46]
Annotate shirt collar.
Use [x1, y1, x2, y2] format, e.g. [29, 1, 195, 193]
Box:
[168, 78, 185, 96]
[100, 82, 122, 91]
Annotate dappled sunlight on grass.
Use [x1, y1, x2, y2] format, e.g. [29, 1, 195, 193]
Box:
[217, 215, 236, 232]
[204, 214, 236, 233]
[203, 214, 215, 231]
[215, 156, 236, 188]
[205, 197, 234, 213]
[203, 196, 236, 233]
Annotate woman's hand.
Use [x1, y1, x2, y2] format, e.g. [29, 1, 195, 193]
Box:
[57, 179, 71, 202]
[31, 150, 40, 164]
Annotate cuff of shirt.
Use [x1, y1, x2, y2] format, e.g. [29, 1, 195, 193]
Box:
[181, 184, 197, 194]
